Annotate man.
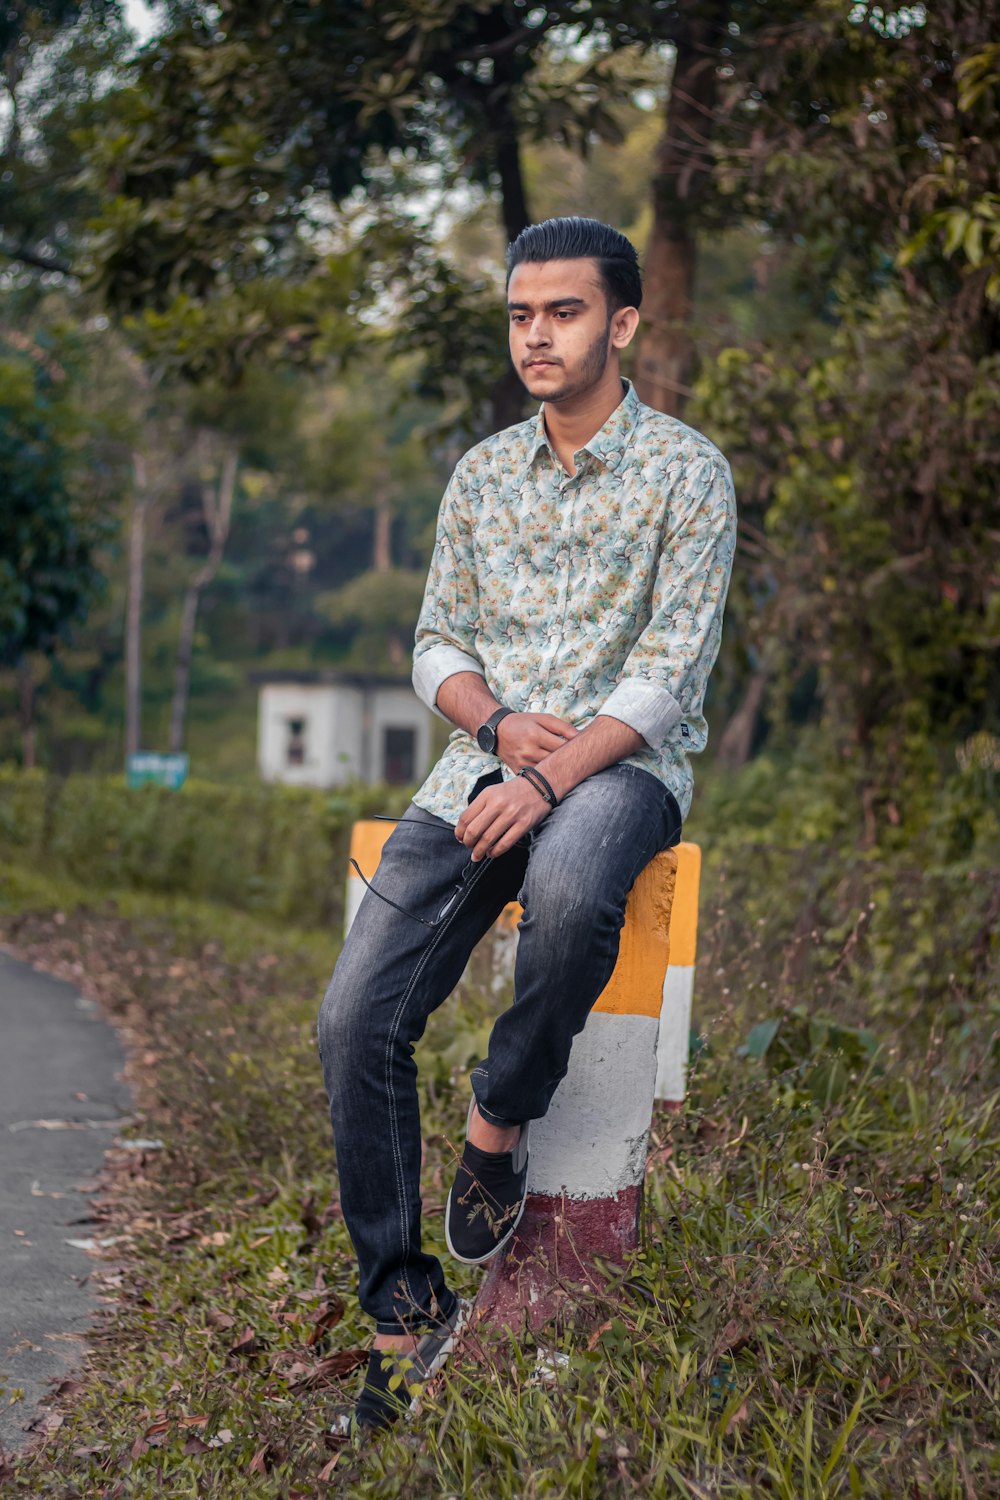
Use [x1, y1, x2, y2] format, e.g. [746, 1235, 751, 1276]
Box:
[319, 216, 736, 1432]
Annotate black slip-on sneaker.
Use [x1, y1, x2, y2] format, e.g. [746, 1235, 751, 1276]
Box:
[445, 1100, 529, 1266]
[329, 1297, 469, 1437]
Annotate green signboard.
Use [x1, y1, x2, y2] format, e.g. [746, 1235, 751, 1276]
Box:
[126, 753, 189, 790]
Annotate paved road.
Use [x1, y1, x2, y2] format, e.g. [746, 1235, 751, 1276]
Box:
[0, 950, 131, 1453]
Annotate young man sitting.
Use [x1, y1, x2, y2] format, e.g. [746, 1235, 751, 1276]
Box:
[318, 216, 736, 1432]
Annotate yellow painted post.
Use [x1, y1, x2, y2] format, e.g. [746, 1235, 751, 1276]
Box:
[343, 821, 393, 934]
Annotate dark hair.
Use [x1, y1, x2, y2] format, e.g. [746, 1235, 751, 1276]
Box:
[505, 217, 642, 311]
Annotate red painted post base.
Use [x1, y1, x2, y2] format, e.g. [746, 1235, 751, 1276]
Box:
[474, 1186, 641, 1333]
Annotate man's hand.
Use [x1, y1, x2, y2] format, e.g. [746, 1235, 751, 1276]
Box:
[495, 712, 577, 772]
[456, 778, 551, 861]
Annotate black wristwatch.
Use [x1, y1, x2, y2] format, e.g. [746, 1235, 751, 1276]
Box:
[476, 706, 514, 755]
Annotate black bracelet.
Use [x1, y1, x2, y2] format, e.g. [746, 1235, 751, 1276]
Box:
[518, 766, 559, 809]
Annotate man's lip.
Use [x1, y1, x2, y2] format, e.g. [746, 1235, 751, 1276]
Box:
[525, 360, 559, 368]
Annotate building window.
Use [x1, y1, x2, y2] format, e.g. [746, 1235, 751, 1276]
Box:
[286, 718, 306, 766]
[383, 726, 416, 785]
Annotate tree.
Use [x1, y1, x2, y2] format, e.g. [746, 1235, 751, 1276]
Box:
[690, 0, 1000, 803]
[76, 2, 677, 426]
[304, 362, 446, 668]
[1, 0, 127, 278]
[634, 1, 731, 416]
[0, 335, 119, 763]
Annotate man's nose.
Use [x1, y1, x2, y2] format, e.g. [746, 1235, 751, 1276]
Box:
[525, 319, 551, 346]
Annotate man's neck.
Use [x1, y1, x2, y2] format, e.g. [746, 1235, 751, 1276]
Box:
[542, 370, 625, 476]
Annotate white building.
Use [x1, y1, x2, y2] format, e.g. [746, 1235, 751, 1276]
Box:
[254, 671, 434, 789]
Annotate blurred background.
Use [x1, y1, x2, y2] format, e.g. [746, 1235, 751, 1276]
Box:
[3, 0, 996, 805]
[1, 11, 997, 1487]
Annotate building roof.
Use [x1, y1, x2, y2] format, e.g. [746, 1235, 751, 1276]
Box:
[249, 669, 416, 690]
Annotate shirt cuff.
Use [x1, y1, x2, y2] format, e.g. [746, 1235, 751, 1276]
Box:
[412, 643, 486, 718]
[596, 677, 683, 750]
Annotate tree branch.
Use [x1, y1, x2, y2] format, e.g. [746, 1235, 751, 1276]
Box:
[0, 238, 75, 276]
[452, 16, 561, 63]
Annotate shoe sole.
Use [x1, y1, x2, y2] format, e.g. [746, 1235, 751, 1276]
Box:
[415, 1298, 469, 1377]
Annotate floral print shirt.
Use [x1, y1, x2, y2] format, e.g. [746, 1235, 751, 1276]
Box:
[411, 379, 736, 826]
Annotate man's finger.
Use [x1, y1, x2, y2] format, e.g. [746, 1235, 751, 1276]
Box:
[536, 715, 578, 737]
[457, 786, 504, 841]
[486, 817, 531, 859]
[530, 728, 571, 753]
[471, 809, 515, 861]
[460, 801, 500, 848]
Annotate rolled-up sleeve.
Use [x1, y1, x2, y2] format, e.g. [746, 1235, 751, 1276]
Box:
[412, 464, 486, 717]
[597, 454, 737, 749]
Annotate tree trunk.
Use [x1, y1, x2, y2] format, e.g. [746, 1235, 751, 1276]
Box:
[169, 439, 238, 754]
[635, 4, 730, 417]
[716, 666, 768, 770]
[373, 484, 392, 574]
[16, 656, 36, 769]
[494, 99, 530, 246]
[125, 455, 149, 759]
[490, 80, 532, 432]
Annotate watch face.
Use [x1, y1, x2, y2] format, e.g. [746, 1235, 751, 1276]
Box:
[476, 724, 496, 753]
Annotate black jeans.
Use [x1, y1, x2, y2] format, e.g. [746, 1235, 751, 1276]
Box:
[317, 762, 680, 1333]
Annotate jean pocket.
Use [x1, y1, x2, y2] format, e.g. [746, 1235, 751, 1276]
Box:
[662, 788, 683, 850]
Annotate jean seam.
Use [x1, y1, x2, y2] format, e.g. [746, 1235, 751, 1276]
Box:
[382, 855, 495, 1321]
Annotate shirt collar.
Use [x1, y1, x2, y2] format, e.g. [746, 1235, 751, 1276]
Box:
[527, 378, 642, 473]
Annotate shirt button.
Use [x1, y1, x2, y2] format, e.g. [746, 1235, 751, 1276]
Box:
[557, 550, 568, 565]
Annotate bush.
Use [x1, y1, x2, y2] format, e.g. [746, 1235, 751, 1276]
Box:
[0, 768, 411, 929]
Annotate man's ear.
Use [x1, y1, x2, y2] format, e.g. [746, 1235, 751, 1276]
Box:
[611, 306, 641, 349]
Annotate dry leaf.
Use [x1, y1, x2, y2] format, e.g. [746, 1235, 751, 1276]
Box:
[318, 1455, 341, 1481]
[183, 1436, 211, 1455]
[249, 1443, 271, 1474]
[291, 1348, 367, 1390]
[725, 1400, 750, 1434]
[229, 1326, 268, 1357]
[587, 1321, 613, 1351]
[306, 1297, 345, 1346]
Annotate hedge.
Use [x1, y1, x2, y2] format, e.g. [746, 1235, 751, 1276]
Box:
[0, 769, 411, 930]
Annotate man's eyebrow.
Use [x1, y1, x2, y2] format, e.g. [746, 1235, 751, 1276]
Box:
[507, 296, 588, 312]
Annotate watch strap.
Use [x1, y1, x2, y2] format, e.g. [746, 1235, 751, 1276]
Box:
[477, 706, 514, 754]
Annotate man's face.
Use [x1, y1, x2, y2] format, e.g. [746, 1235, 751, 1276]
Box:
[507, 258, 624, 404]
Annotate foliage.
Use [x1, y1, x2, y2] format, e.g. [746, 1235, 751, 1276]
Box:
[0, 0, 129, 278]
[74, 1, 672, 388]
[690, 0, 1000, 787]
[0, 337, 119, 665]
[0, 769, 411, 927]
[0, 746, 996, 1496]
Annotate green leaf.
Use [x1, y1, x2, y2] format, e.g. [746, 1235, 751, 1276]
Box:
[746, 1018, 781, 1060]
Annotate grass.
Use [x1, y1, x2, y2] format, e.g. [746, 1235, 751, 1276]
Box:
[0, 822, 997, 1497]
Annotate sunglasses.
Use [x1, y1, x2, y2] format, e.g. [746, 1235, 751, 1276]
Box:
[348, 815, 528, 928]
